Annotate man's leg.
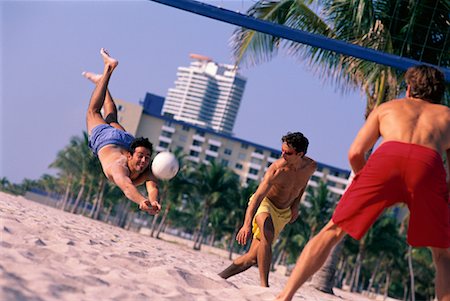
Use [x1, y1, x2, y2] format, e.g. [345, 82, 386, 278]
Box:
[83, 71, 125, 131]
[85, 48, 119, 135]
[275, 220, 346, 301]
[219, 238, 259, 279]
[430, 247, 450, 301]
[254, 212, 275, 287]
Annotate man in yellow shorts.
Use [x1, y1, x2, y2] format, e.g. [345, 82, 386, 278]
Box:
[218, 132, 316, 287]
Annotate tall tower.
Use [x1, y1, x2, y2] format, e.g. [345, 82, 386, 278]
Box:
[162, 54, 247, 135]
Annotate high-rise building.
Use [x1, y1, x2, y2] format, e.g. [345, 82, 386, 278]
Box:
[162, 54, 247, 136]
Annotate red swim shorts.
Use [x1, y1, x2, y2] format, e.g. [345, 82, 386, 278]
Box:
[332, 141, 449, 248]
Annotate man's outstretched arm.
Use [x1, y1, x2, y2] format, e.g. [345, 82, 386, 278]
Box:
[110, 166, 158, 214]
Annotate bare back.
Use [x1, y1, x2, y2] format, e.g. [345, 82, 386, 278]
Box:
[265, 157, 315, 209]
[377, 98, 450, 154]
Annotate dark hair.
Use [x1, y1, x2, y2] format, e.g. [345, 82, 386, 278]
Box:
[404, 65, 445, 104]
[130, 137, 153, 155]
[282, 132, 309, 156]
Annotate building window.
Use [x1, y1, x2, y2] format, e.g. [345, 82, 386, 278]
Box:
[327, 181, 336, 187]
[205, 155, 215, 162]
[161, 130, 172, 138]
[246, 178, 256, 184]
[238, 153, 246, 160]
[193, 140, 203, 146]
[196, 130, 205, 137]
[164, 120, 173, 126]
[221, 159, 229, 167]
[250, 157, 263, 165]
[182, 125, 190, 131]
[270, 151, 279, 159]
[190, 150, 199, 157]
[241, 143, 249, 149]
[254, 148, 263, 154]
[159, 141, 169, 148]
[249, 168, 259, 175]
[224, 148, 232, 155]
[235, 163, 243, 170]
[311, 175, 320, 182]
[209, 145, 219, 152]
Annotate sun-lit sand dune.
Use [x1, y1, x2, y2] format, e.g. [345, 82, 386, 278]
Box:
[1, 192, 391, 301]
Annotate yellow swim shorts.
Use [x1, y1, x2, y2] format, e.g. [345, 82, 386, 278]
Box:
[250, 195, 292, 241]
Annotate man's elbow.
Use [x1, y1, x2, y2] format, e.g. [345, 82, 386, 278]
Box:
[348, 147, 364, 162]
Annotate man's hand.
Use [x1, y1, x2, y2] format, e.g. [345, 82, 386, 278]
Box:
[236, 225, 252, 246]
[290, 207, 299, 223]
[139, 199, 161, 215]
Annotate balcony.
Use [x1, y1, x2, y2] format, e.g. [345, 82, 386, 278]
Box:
[205, 149, 218, 157]
[193, 134, 206, 142]
[161, 125, 176, 133]
[251, 152, 264, 160]
[158, 136, 172, 144]
[208, 138, 222, 147]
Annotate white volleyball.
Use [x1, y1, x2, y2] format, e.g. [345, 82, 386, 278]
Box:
[151, 152, 179, 180]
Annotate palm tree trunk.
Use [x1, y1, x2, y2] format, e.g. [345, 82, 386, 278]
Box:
[60, 174, 73, 211]
[93, 178, 106, 220]
[335, 258, 347, 289]
[81, 181, 93, 215]
[103, 206, 112, 223]
[311, 239, 344, 294]
[407, 246, 415, 301]
[383, 271, 391, 301]
[70, 174, 86, 213]
[208, 231, 215, 246]
[156, 202, 171, 239]
[366, 253, 383, 295]
[193, 205, 210, 250]
[228, 222, 240, 260]
[150, 213, 159, 237]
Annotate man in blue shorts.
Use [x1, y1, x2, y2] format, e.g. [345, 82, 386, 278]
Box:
[83, 48, 161, 215]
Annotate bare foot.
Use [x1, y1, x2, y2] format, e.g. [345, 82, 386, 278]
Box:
[82, 71, 102, 84]
[100, 48, 118, 70]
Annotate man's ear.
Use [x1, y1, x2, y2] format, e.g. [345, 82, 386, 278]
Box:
[406, 85, 411, 97]
[298, 151, 305, 158]
[127, 151, 132, 160]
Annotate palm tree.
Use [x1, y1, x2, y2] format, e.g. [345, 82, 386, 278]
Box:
[232, 0, 449, 115]
[188, 161, 240, 250]
[69, 132, 99, 214]
[302, 182, 337, 292]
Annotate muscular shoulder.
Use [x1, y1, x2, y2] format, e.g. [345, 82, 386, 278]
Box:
[302, 156, 317, 174]
[265, 158, 285, 179]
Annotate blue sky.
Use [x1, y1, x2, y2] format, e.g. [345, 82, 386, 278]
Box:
[1, 0, 366, 183]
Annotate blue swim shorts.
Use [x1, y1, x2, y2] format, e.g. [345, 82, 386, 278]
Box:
[88, 124, 135, 156]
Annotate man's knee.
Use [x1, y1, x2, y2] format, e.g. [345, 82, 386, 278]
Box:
[256, 214, 275, 243]
[430, 247, 450, 264]
[319, 219, 346, 242]
[104, 113, 118, 124]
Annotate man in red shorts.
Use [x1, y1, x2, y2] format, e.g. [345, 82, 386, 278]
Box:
[275, 65, 450, 301]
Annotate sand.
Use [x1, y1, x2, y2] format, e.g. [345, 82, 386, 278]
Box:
[1, 192, 383, 301]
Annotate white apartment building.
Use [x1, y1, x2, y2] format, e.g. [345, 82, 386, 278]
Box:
[162, 54, 247, 136]
[116, 99, 351, 199]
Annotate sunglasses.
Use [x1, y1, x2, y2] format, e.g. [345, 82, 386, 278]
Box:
[283, 151, 296, 156]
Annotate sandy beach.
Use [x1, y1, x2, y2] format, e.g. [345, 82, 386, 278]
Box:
[1, 192, 384, 301]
